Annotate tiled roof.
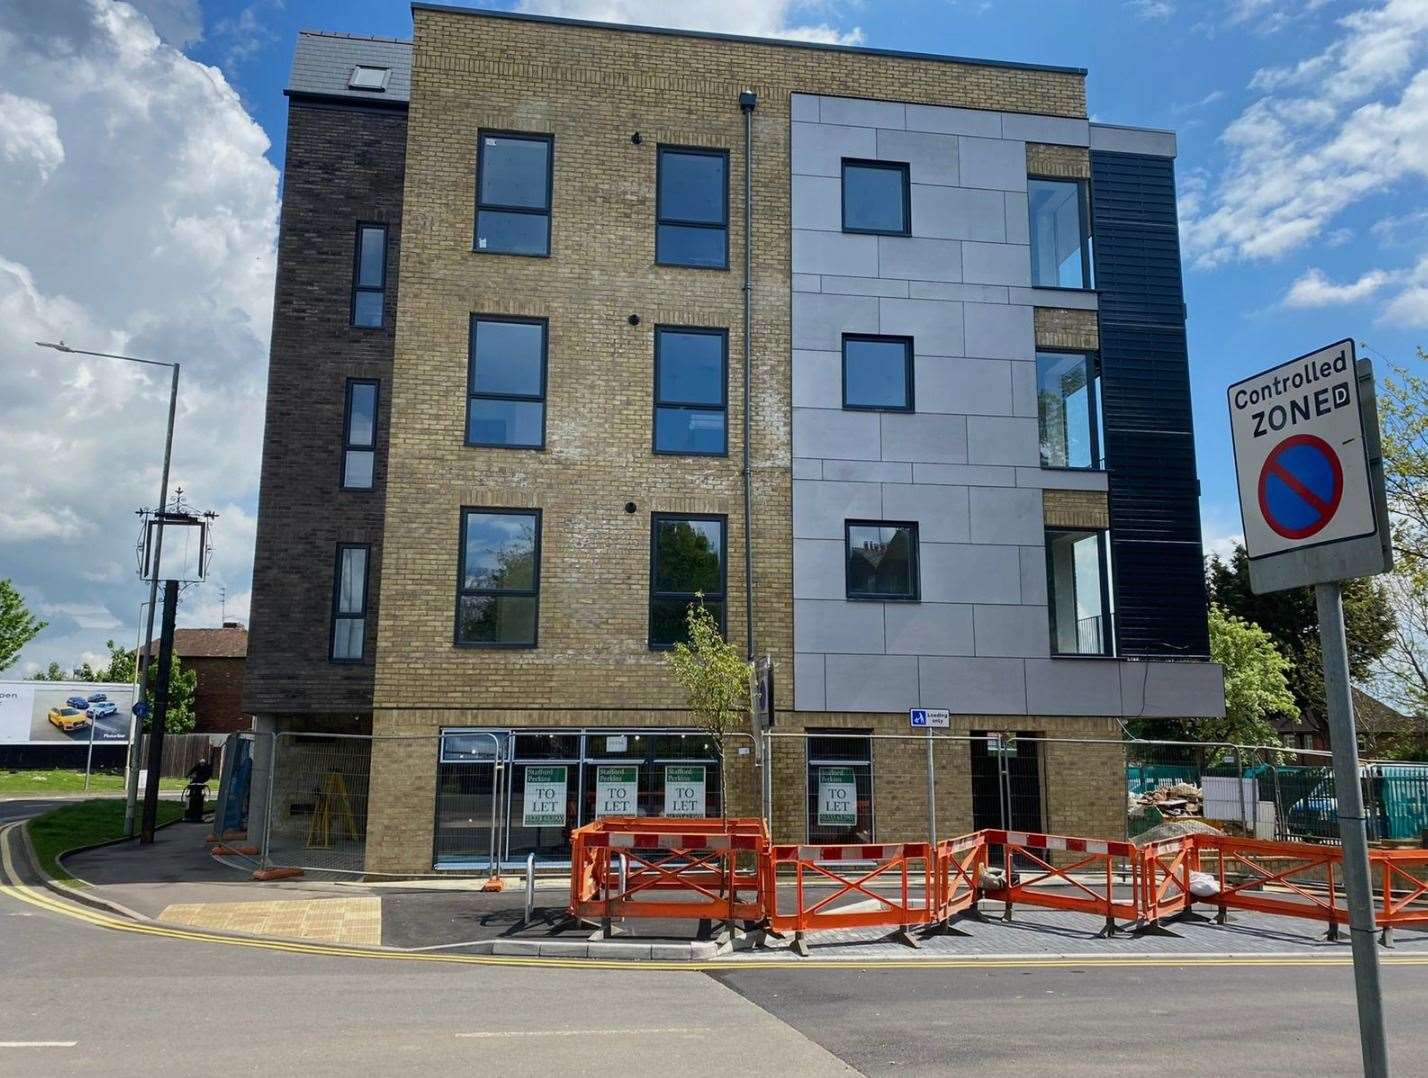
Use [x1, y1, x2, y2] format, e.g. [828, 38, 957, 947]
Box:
[143, 627, 248, 660]
[287, 30, 411, 104]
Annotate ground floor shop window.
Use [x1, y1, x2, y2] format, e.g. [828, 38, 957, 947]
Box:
[969, 731, 1045, 833]
[433, 728, 722, 869]
[806, 731, 873, 844]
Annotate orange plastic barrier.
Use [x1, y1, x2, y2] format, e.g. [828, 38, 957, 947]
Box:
[980, 829, 1141, 936]
[1194, 835, 1349, 934]
[1376, 850, 1428, 941]
[568, 817, 767, 935]
[765, 842, 938, 953]
[1137, 835, 1198, 928]
[936, 830, 989, 926]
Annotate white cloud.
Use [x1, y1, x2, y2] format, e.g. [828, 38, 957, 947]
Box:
[1182, 0, 1428, 303]
[1127, 0, 1175, 19]
[0, 92, 63, 183]
[1284, 266, 1393, 306]
[0, 0, 277, 673]
[125, 0, 201, 46]
[515, 0, 864, 44]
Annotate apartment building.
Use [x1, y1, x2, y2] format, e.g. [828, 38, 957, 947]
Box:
[244, 5, 1224, 874]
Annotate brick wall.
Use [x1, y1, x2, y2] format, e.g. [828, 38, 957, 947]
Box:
[1026, 142, 1090, 179]
[1043, 489, 1111, 530]
[187, 656, 247, 734]
[244, 100, 407, 715]
[1034, 307, 1100, 351]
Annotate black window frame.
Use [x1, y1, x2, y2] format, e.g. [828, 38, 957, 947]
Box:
[653, 325, 728, 457]
[465, 314, 548, 451]
[842, 333, 915, 413]
[350, 222, 388, 329]
[844, 519, 921, 602]
[648, 512, 728, 651]
[340, 378, 379, 491]
[474, 129, 554, 258]
[455, 506, 542, 650]
[329, 543, 370, 664]
[1035, 350, 1104, 471]
[1027, 175, 1095, 291]
[1044, 527, 1115, 658]
[655, 145, 730, 270]
[841, 158, 911, 237]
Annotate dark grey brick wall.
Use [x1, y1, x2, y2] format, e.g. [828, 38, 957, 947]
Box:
[243, 99, 406, 714]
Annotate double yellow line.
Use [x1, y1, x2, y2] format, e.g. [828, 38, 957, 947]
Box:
[3, 823, 1426, 973]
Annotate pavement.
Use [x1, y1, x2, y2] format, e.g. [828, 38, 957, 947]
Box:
[35, 819, 1428, 961]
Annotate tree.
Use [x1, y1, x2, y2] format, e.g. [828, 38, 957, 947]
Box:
[1208, 544, 1393, 742]
[0, 580, 46, 673]
[144, 654, 197, 735]
[1200, 605, 1298, 749]
[29, 640, 136, 684]
[28, 661, 67, 682]
[664, 600, 751, 817]
[1376, 352, 1428, 721]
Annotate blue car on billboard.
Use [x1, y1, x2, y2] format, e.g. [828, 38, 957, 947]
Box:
[66, 695, 91, 710]
[87, 692, 108, 703]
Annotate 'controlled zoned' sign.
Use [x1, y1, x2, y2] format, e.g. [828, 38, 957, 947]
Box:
[1228, 339, 1378, 561]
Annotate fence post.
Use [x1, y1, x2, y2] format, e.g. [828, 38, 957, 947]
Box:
[259, 732, 278, 870]
[924, 727, 937, 847]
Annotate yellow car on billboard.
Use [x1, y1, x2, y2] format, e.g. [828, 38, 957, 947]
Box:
[48, 706, 91, 733]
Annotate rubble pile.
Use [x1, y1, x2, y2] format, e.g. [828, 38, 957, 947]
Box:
[1129, 781, 1204, 819]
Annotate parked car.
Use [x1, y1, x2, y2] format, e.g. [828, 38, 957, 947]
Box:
[87, 692, 108, 703]
[65, 695, 91, 710]
[87, 701, 118, 720]
[1287, 764, 1428, 841]
[48, 706, 91, 733]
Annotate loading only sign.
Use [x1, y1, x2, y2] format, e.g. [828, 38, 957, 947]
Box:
[1228, 338, 1378, 564]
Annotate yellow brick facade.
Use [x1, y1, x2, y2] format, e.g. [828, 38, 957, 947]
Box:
[1043, 489, 1111, 530]
[359, 8, 1128, 873]
[1026, 142, 1091, 179]
[1035, 306, 1100, 351]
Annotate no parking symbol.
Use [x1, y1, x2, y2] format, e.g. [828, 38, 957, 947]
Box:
[1257, 434, 1343, 540]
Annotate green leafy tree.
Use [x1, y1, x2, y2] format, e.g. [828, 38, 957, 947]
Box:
[0, 580, 47, 673]
[1208, 544, 1393, 742]
[28, 661, 67, 682]
[1198, 605, 1297, 749]
[143, 654, 197, 734]
[664, 601, 751, 817]
[29, 640, 137, 684]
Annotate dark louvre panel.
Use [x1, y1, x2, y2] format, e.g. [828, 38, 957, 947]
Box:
[1092, 150, 1210, 659]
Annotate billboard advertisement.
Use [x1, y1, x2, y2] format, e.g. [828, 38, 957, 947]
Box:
[0, 681, 136, 745]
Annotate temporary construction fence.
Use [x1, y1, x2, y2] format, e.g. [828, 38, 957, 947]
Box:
[238, 728, 1428, 883]
[564, 818, 1428, 953]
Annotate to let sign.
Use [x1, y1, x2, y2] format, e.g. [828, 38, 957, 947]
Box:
[595, 765, 638, 817]
[522, 765, 566, 827]
[818, 766, 857, 826]
[1228, 339, 1388, 591]
[664, 765, 706, 817]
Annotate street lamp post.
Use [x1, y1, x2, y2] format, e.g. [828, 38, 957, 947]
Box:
[35, 341, 179, 837]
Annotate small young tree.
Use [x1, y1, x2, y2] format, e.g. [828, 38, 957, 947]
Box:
[664, 600, 752, 818]
[1202, 604, 1298, 750]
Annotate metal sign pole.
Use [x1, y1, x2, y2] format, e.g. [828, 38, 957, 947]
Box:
[924, 727, 936, 846]
[1316, 581, 1389, 1078]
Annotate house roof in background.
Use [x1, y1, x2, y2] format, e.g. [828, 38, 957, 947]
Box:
[143, 626, 248, 660]
[287, 31, 412, 105]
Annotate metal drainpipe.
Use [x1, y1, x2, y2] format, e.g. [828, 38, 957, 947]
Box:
[740, 89, 757, 661]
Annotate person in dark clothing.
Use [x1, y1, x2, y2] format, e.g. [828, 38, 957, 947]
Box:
[187, 758, 214, 785]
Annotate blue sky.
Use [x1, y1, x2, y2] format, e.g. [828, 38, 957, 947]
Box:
[195, 0, 1428, 554]
[1, 0, 1424, 673]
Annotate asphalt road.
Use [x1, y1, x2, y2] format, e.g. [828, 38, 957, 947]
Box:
[3, 866, 1428, 1076]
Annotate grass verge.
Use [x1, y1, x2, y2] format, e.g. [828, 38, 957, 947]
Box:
[0, 769, 190, 798]
[26, 799, 185, 882]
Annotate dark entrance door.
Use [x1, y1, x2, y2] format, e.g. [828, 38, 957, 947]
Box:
[970, 731, 1044, 832]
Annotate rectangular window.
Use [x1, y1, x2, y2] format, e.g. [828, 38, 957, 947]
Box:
[654, 326, 727, 455]
[1045, 528, 1114, 656]
[649, 514, 726, 649]
[351, 223, 387, 328]
[456, 508, 540, 647]
[467, 316, 546, 449]
[842, 159, 910, 236]
[475, 131, 553, 257]
[1036, 352, 1102, 469]
[656, 146, 728, 268]
[1028, 178, 1093, 289]
[843, 334, 914, 412]
[846, 521, 919, 601]
[807, 732, 873, 844]
[330, 544, 369, 662]
[341, 379, 378, 490]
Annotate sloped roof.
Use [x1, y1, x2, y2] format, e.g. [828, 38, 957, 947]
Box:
[287, 30, 411, 104]
[143, 627, 248, 660]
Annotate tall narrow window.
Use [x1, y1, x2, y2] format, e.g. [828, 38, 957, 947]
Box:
[330, 544, 369, 662]
[1028, 178, 1093, 289]
[476, 132, 553, 256]
[457, 508, 540, 647]
[654, 327, 726, 455]
[341, 379, 378, 490]
[656, 147, 728, 268]
[843, 335, 914, 412]
[845, 521, 920, 601]
[649, 514, 726, 649]
[1046, 528, 1114, 656]
[467, 316, 546, 449]
[842, 159, 910, 236]
[807, 732, 874, 844]
[1036, 352, 1102, 469]
[351, 223, 387, 328]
